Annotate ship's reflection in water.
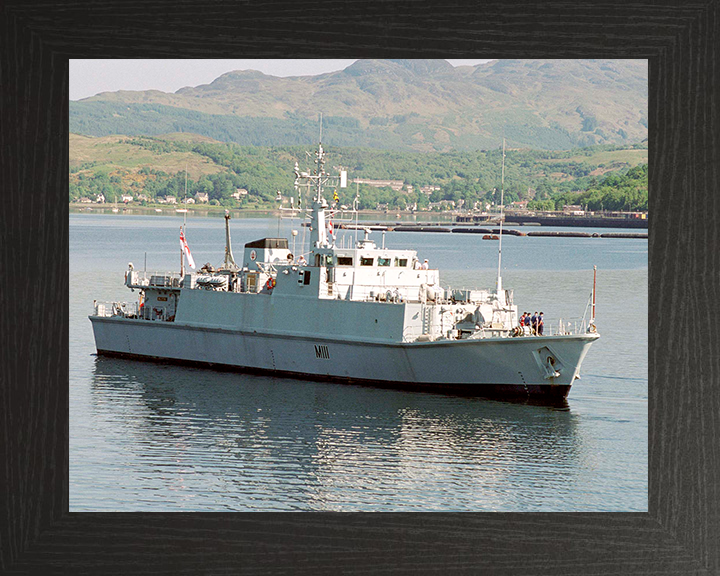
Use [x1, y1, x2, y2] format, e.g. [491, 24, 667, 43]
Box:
[87, 357, 585, 511]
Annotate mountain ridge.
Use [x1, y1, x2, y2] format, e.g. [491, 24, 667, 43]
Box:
[71, 59, 648, 151]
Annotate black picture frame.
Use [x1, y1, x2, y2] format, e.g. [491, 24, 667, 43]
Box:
[2, 1, 717, 573]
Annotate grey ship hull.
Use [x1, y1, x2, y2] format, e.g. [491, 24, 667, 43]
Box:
[90, 316, 597, 401]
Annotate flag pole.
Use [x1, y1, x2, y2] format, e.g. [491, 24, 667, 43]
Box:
[591, 265, 597, 325]
[496, 137, 506, 295]
[180, 227, 184, 277]
[181, 162, 188, 277]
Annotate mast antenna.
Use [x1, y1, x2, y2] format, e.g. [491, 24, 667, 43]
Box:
[591, 265, 597, 327]
[180, 162, 188, 275]
[355, 181, 360, 246]
[496, 138, 506, 294]
[183, 162, 188, 229]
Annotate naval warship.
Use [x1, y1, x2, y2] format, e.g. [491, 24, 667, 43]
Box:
[90, 143, 599, 401]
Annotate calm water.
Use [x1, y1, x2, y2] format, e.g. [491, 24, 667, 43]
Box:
[70, 213, 648, 511]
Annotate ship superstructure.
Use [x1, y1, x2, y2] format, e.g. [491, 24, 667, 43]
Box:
[90, 143, 599, 401]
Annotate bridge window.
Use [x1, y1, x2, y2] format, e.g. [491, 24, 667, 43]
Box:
[337, 256, 353, 266]
[394, 258, 408, 267]
[314, 254, 333, 267]
[378, 257, 391, 267]
[360, 257, 374, 266]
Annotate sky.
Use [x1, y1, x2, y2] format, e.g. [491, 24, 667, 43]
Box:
[69, 59, 493, 101]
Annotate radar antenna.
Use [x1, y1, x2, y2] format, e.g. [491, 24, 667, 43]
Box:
[180, 162, 188, 276]
[291, 121, 349, 250]
[496, 138, 506, 295]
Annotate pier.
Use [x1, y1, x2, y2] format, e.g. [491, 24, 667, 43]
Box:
[336, 223, 647, 239]
[459, 212, 649, 229]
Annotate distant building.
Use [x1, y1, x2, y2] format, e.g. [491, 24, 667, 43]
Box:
[137, 194, 149, 202]
[95, 194, 105, 203]
[353, 178, 405, 192]
[429, 200, 456, 210]
[79, 197, 92, 203]
[231, 188, 248, 200]
[182, 197, 195, 204]
[121, 194, 133, 203]
[563, 204, 584, 215]
[194, 192, 209, 203]
[165, 196, 177, 204]
[511, 200, 529, 210]
[472, 201, 490, 212]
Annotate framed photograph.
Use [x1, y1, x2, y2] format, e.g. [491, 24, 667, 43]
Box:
[1, 1, 716, 573]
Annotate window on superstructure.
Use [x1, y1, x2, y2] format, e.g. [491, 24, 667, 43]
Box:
[378, 257, 391, 267]
[360, 257, 374, 266]
[337, 257, 353, 266]
[394, 258, 408, 267]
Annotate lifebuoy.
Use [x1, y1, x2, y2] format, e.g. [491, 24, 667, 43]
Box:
[265, 277, 276, 290]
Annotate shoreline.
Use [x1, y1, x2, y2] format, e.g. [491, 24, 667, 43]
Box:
[68, 204, 458, 222]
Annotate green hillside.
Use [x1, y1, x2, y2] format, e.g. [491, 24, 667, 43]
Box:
[70, 133, 227, 177]
[70, 59, 648, 152]
[69, 134, 648, 212]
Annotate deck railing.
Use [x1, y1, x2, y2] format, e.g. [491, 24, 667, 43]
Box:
[524, 316, 590, 336]
[125, 270, 183, 288]
[92, 300, 174, 321]
[92, 300, 139, 318]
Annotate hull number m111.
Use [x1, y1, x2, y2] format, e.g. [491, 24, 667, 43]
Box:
[315, 345, 330, 359]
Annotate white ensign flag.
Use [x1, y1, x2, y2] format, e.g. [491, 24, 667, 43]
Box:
[180, 229, 195, 269]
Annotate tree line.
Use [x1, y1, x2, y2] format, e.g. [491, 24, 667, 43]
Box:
[69, 137, 648, 212]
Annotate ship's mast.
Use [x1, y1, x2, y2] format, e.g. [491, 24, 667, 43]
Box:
[591, 265, 597, 326]
[180, 163, 188, 276]
[354, 181, 360, 247]
[496, 138, 506, 294]
[309, 142, 329, 249]
[293, 118, 347, 251]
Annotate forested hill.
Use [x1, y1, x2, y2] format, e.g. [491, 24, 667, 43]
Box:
[69, 134, 648, 212]
[70, 59, 648, 152]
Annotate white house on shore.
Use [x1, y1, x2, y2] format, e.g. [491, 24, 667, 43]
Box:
[563, 204, 585, 215]
[165, 196, 177, 204]
[121, 194, 133, 203]
[95, 193, 105, 203]
[231, 188, 248, 200]
[353, 178, 405, 192]
[194, 192, 209, 203]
